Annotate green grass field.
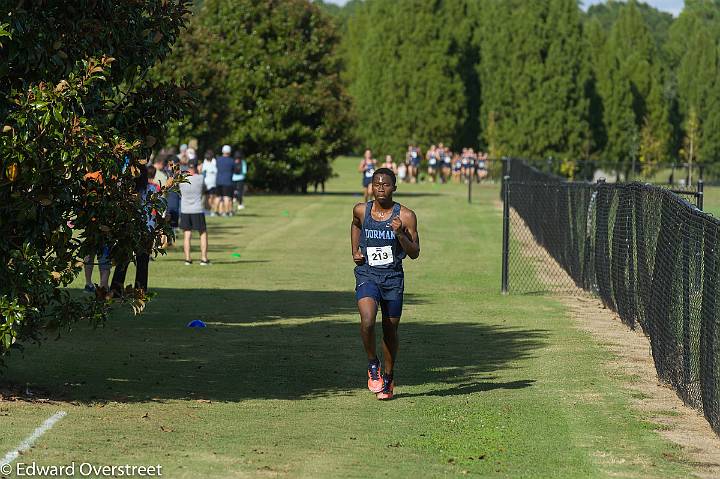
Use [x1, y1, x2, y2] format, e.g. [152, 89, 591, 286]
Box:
[0, 157, 701, 478]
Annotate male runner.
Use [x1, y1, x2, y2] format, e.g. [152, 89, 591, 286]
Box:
[350, 167, 420, 400]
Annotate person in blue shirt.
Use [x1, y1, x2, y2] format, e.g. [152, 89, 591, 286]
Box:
[215, 145, 235, 216]
[350, 167, 421, 400]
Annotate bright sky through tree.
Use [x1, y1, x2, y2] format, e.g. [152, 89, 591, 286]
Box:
[322, 0, 685, 17]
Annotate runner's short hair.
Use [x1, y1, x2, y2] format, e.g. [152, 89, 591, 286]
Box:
[373, 167, 396, 186]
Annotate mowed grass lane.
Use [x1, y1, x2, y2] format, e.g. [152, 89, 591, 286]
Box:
[0, 157, 694, 478]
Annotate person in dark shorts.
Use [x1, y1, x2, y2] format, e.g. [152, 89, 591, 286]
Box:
[350, 167, 420, 400]
[179, 163, 210, 265]
[358, 149, 376, 202]
[215, 145, 235, 216]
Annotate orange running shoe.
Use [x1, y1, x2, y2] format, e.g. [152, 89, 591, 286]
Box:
[367, 360, 383, 393]
[376, 375, 394, 400]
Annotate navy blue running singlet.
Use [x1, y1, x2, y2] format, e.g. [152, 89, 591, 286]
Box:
[354, 201, 405, 299]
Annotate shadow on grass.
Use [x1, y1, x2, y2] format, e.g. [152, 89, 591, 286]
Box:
[252, 191, 444, 198]
[158, 259, 270, 265]
[163, 242, 245, 252]
[199, 225, 245, 233]
[208, 213, 262, 218]
[311, 191, 444, 198]
[1, 288, 545, 404]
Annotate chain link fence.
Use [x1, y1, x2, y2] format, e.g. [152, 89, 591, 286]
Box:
[500, 158, 720, 435]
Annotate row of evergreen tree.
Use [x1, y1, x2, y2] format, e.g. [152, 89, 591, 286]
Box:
[325, 0, 720, 177]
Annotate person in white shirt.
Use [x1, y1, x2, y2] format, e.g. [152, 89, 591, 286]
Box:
[180, 162, 210, 266]
[200, 150, 218, 216]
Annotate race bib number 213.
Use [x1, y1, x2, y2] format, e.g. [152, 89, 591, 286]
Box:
[367, 246, 393, 266]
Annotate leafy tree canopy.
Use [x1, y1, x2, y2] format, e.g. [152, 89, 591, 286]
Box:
[0, 1, 191, 363]
[156, 0, 353, 192]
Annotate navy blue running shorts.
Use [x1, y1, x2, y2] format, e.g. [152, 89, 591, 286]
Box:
[356, 280, 403, 318]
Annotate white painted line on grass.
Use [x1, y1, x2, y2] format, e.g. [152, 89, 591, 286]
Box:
[1, 411, 67, 466]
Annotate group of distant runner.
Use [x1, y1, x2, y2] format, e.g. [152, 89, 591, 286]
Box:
[358, 145, 490, 200]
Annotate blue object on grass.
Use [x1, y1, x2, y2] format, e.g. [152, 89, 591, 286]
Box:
[187, 320, 206, 328]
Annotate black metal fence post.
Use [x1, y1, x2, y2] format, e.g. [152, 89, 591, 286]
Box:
[698, 179, 704, 210]
[468, 172, 472, 204]
[501, 175, 510, 294]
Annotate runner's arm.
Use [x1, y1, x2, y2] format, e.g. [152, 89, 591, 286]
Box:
[396, 209, 420, 259]
[351, 203, 365, 264]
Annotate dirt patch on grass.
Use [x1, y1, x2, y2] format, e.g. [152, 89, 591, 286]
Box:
[0, 381, 60, 404]
[508, 206, 720, 478]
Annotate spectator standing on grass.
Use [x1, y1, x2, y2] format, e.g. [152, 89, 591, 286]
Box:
[186, 148, 197, 174]
[110, 165, 157, 296]
[81, 170, 112, 294]
[232, 150, 248, 211]
[146, 166, 163, 259]
[201, 149, 218, 216]
[177, 143, 188, 164]
[147, 165, 161, 191]
[179, 162, 210, 265]
[153, 155, 168, 187]
[164, 154, 181, 236]
[216, 145, 235, 217]
[83, 246, 111, 294]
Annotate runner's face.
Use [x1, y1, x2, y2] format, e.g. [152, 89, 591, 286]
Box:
[372, 174, 395, 200]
